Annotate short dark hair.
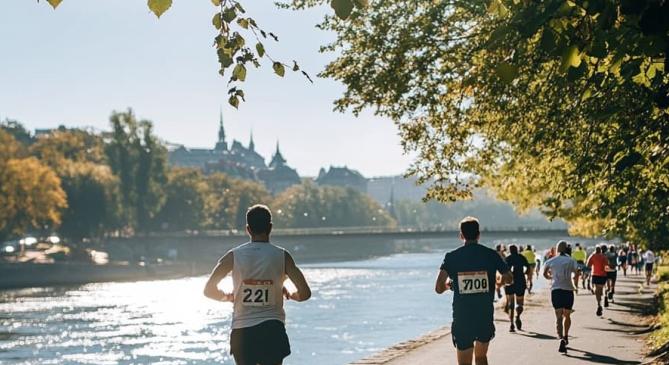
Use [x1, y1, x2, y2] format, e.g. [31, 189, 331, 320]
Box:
[595, 246, 602, 254]
[459, 216, 480, 240]
[246, 204, 272, 234]
[509, 244, 518, 254]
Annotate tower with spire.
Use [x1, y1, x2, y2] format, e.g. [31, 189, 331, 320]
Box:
[215, 107, 228, 151]
[269, 141, 287, 168]
[248, 131, 255, 152]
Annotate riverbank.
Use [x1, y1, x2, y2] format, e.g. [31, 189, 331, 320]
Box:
[352, 274, 656, 364]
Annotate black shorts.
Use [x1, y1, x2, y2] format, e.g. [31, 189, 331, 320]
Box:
[606, 271, 617, 281]
[504, 283, 526, 296]
[451, 319, 495, 350]
[230, 320, 291, 365]
[551, 289, 574, 310]
[592, 275, 607, 285]
[646, 263, 654, 272]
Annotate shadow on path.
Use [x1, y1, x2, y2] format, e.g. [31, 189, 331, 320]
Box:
[516, 331, 557, 340]
[565, 347, 641, 364]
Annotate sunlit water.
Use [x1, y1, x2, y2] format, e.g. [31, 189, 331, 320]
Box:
[1, 236, 596, 364]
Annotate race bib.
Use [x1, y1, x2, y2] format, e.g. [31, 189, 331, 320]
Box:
[457, 271, 489, 295]
[241, 279, 273, 307]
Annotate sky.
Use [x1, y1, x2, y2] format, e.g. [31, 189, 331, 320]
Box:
[0, 0, 414, 177]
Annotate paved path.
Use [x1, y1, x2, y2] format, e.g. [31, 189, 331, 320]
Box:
[352, 275, 657, 364]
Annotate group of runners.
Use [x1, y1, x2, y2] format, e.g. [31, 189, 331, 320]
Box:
[202, 207, 658, 365]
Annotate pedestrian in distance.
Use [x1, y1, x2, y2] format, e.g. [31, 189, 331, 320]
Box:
[203, 204, 312, 365]
[521, 245, 536, 294]
[643, 248, 657, 286]
[435, 217, 512, 365]
[604, 244, 618, 305]
[543, 240, 579, 353]
[587, 245, 608, 316]
[505, 244, 530, 332]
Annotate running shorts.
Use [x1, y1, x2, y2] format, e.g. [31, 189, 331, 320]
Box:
[576, 262, 589, 273]
[551, 289, 575, 310]
[230, 320, 291, 365]
[592, 275, 607, 285]
[606, 270, 617, 281]
[451, 319, 495, 350]
[504, 283, 526, 296]
[646, 263, 654, 272]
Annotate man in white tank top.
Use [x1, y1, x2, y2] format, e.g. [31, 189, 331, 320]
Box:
[204, 204, 311, 365]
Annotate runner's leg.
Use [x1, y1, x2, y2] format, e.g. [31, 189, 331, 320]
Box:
[456, 348, 474, 365]
[563, 310, 572, 340]
[554, 309, 564, 339]
[507, 294, 516, 331]
[516, 295, 525, 330]
[473, 341, 489, 365]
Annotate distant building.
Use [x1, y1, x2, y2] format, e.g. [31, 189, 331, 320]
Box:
[316, 166, 367, 193]
[257, 143, 301, 194]
[367, 175, 428, 204]
[168, 110, 300, 193]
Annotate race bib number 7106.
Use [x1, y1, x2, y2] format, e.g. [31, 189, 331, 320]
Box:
[457, 271, 488, 295]
[241, 279, 273, 307]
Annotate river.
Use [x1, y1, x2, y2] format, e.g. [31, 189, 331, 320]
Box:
[1, 234, 603, 364]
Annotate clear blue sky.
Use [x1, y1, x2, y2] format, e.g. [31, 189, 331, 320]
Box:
[0, 0, 414, 177]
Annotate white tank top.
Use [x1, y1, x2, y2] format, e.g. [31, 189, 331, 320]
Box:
[231, 242, 286, 329]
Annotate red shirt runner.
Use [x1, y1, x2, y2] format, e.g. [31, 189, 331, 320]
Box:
[587, 253, 608, 277]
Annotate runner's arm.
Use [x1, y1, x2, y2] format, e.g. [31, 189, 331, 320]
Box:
[203, 251, 234, 302]
[435, 270, 450, 294]
[285, 252, 311, 302]
[543, 264, 552, 280]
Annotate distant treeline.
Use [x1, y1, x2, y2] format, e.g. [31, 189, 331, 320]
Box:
[0, 110, 393, 243]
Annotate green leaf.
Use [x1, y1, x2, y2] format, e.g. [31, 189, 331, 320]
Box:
[217, 49, 233, 68]
[237, 18, 249, 29]
[273, 62, 285, 77]
[560, 45, 581, 72]
[255, 43, 265, 58]
[331, 0, 354, 20]
[228, 95, 240, 109]
[353, 0, 368, 8]
[46, 0, 63, 9]
[211, 0, 221, 6]
[233, 63, 247, 82]
[212, 13, 222, 30]
[292, 61, 300, 71]
[147, 0, 172, 18]
[495, 62, 518, 84]
[222, 7, 236, 22]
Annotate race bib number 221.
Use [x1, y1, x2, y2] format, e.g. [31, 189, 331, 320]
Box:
[457, 271, 488, 295]
[241, 279, 273, 307]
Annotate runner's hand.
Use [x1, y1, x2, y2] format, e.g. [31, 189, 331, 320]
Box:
[220, 292, 234, 302]
[283, 287, 291, 300]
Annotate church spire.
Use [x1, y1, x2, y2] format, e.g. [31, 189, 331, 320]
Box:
[249, 131, 255, 151]
[269, 140, 287, 168]
[215, 107, 228, 151]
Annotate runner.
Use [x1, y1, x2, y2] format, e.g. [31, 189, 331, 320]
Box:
[604, 244, 618, 305]
[505, 244, 529, 332]
[535, 247, 541, 279]
[587, 245, 608, 316]
[571, 243, 589, 291]
[203, 204, 312, 365]
[628, 245, 638, 275]
[435, 217, 512, 365]
[643, 248, 656, 286]
[618, 246, 628, 276]
[521, 245, 536, 294]
[495, 244, 506, 300]
[542, 241, 579, 353]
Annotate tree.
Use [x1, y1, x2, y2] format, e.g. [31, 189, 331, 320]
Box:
[155, 168, 209, 231]
[30, 128, 107, 169]
[1, 119, 33, 146]
[58, 162, 122, 243]
[272, 181, 396, 228]
[290, 0, 669, 248]
[0, 158, 67, 240]
[105, 109, 167, 234]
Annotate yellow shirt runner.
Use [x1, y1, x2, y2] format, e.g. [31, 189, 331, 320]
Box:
[522, 249, 536, 265]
